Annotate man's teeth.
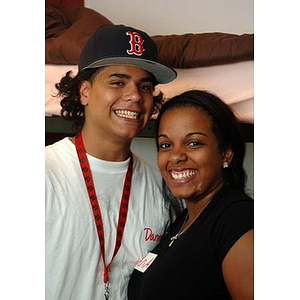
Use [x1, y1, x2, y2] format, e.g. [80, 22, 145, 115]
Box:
[115, 110, 139, 119]
[171, 170, 195, 180]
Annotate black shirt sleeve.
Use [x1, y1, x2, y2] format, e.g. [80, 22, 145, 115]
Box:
[211, 200, 254, 262]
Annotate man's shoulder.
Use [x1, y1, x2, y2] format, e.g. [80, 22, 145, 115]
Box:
[45, 137, 76, 170]
[132, 153, 160, 173]
[46, 137, 73, 154]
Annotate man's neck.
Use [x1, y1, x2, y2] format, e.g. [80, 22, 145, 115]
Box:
[76, 127, 132, 162]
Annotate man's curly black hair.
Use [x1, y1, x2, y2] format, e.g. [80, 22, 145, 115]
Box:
[55, 68, 164, 134]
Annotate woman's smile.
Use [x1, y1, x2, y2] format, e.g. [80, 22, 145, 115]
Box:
[170, 169, 197, 181]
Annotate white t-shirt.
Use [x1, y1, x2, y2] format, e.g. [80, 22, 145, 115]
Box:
[45, 138, 169, 300]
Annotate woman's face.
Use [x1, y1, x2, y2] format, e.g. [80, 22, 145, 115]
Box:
[157, 105, 229, 202]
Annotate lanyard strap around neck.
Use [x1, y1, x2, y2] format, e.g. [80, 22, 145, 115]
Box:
[75, 131, 133, 284]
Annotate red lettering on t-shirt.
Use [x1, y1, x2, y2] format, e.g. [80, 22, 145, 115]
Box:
[144, 227, 162, 242]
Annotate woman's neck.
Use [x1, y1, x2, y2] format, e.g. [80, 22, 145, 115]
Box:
[183, 181, 225, 231]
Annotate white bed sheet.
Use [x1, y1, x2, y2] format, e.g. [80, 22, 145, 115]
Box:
[45, 60, 254, 123]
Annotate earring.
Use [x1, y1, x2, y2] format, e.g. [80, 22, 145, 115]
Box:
[223, 162, 229, 168]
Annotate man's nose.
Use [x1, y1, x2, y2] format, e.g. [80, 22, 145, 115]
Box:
[124, 84, 142, 103]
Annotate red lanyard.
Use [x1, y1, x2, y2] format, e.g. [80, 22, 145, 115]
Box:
[75, 132, 133, 298]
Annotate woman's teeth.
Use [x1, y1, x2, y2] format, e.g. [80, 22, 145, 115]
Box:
[171, 170, 195, 180]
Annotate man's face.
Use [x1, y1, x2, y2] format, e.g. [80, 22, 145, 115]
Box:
[80, 65, 155, 143]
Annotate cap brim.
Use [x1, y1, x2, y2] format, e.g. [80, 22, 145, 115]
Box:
[82, 57, 177, 84]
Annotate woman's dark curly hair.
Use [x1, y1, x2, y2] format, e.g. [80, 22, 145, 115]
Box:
[55, 67, 164, 134]
[155, 90, 247, 220]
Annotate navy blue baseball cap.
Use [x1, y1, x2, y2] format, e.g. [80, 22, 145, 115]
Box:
[79, 24, 177, 84]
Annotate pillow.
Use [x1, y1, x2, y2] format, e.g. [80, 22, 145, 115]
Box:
[45, 5, 113, 64]
[152, 32, 254, 68]
[46, 4, 72, 39]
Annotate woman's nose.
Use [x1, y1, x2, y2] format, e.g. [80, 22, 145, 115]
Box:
[168, 147, 187, 163]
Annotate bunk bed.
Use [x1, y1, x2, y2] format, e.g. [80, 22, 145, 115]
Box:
[45, 1, 254, 145]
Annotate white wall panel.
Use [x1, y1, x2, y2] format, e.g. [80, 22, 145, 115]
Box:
[85, 0, 254, 35]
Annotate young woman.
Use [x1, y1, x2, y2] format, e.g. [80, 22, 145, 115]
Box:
[128, 90, 254, 300]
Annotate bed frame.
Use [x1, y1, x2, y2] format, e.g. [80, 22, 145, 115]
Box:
[45, 117, 253, 146]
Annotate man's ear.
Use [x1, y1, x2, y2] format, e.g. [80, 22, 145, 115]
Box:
[222, 147, 234, 167]
[79, 81, 91, 106]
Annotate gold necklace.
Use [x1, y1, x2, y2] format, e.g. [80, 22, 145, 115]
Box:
[168, 199, 212, 247]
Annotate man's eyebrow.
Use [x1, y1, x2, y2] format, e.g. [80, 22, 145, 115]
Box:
[109, 73, 131, 79]
[109, 73, 154, 83]
[140, 76, 155, 83]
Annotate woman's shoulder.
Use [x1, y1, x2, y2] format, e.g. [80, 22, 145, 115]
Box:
[215, 185, 253, 207]
[209, 185, 254, 229]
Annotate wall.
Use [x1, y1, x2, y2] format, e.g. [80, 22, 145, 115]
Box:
[85, 0, 254, 35]
[84, 0, 254, 197]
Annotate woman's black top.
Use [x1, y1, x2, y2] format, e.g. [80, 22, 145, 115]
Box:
[128, 185, 254, 300]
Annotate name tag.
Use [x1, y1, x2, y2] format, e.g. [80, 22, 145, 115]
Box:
[134, 252, 157, 273]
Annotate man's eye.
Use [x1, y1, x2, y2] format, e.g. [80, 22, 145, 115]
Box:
[139, 84, 153, 91]
[111, 81, 123, 86]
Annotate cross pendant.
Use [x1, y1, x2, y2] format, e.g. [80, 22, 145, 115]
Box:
[169, 233, 180, 247]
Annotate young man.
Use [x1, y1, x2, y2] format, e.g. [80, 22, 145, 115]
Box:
[45, 25, 177, 300]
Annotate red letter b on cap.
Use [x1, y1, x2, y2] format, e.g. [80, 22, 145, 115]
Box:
[126, 31, 145, 56]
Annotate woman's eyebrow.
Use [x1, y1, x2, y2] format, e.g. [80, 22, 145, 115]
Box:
[157, 134, 168, 139]
[187, 132, 208, 137]
[158, 132, 208, 139]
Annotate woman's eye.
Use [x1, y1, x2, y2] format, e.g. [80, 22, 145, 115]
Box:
[188, 141, 203, 147]
[158, 142, 171, 149]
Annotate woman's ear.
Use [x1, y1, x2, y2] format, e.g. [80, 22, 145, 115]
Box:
[222, 147, 234, 167]
[79, 81, 91, 106]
